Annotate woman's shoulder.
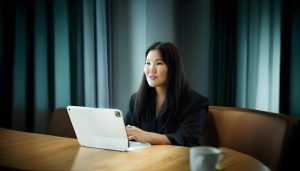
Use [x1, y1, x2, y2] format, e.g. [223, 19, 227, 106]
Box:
[186, 89, 209, 103]
[130, 92, 137, 99]
[128, 93, 138, 106]
[187, 89, 208, 100]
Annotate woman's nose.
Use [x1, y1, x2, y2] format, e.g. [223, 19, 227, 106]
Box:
[149, 64, 156, 73]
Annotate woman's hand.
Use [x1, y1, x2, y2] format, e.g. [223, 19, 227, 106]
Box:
[126, 125, 151, 143]
[126, 125, 171, 145]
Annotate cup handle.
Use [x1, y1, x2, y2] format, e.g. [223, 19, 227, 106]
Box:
[215, 150, 226, 170]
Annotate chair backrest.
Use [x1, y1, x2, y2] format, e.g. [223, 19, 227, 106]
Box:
[200, 106, 297, 171]
[48, 108, 76, 139]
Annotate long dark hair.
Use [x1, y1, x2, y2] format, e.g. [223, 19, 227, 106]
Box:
[134, 42, 189, 121]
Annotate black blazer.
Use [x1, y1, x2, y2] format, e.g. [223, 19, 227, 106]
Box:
[124, 89, 209, 147]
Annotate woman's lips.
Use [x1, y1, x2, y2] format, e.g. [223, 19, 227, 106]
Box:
[149, 75, 157, 80]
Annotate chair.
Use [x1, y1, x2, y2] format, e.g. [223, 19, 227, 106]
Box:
[200, 106, 297, 171]
[48, 108, 77, 138]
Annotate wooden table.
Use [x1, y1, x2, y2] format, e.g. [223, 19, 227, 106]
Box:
[0, 128, 270, 171]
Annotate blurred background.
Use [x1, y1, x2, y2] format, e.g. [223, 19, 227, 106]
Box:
[0, 0, 299, 134]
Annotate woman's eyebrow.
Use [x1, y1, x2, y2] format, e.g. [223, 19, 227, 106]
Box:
[146, 58, 163, 62]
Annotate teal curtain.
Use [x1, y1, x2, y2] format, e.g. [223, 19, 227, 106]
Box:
[210, 0, 282, 113]
[0, 0, 109, 133]
[236, 0, 281, 112]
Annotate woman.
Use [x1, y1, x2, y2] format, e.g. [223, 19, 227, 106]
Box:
[125, 41, 208, 147]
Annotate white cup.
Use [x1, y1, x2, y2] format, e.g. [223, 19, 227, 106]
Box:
[189, 146, 225, 171]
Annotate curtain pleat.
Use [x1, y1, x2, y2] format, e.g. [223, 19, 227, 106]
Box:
[96, 0, 110, 108]
[12, 0, 28, 131]
[83, 0, 96, 107]
[69, 0, 84, 106]
[53, 0, 71, 108]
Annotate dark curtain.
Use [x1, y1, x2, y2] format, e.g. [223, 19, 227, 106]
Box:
[280, 0, 300, 118]
[0, 0, 16, 130]
[209, 0, 237, 106]
[0, 0, 38, 131]
[280, 0, 300, 170]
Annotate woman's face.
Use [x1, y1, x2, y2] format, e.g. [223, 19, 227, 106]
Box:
[144, 50, 168, 89]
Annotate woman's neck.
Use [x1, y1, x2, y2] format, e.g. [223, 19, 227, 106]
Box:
[155, 86, 166, 100]
[155, 87, 166, 114]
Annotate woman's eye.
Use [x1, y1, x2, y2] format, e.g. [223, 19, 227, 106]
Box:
[157, 62, 163, 65]
[146, 62, 150, 65]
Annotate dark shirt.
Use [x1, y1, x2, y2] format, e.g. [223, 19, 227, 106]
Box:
[124, 89, 209, 147]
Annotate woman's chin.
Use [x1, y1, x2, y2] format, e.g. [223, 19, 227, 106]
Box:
[148, 84, 156, 87]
